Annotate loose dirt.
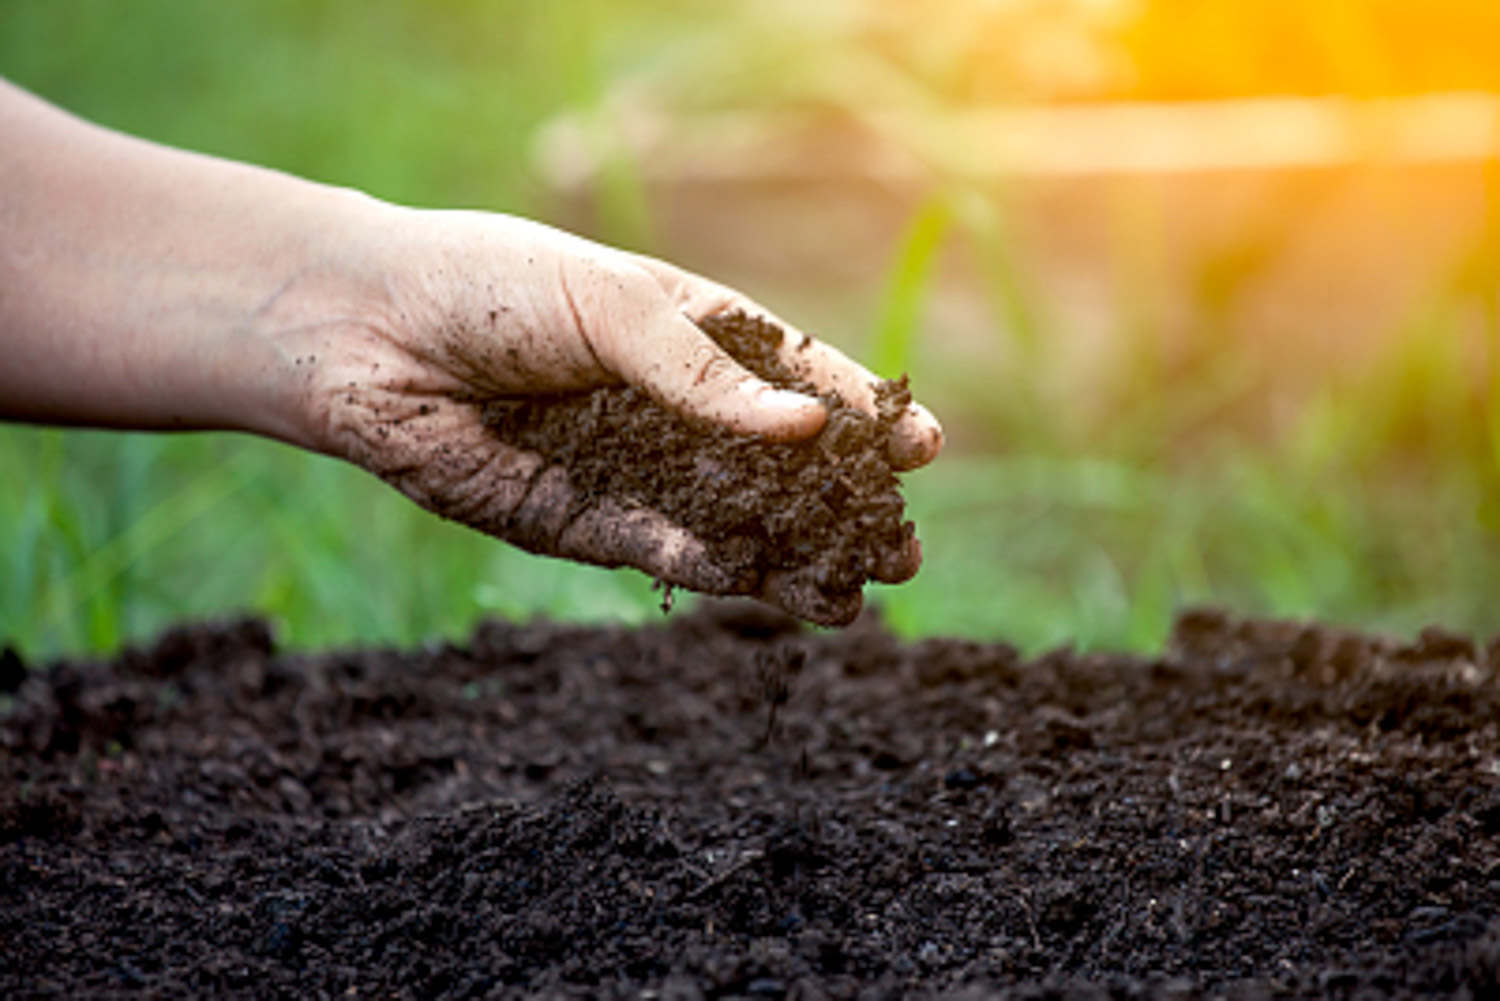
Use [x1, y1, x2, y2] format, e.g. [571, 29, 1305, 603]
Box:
[4, 605, 1500, 999]
[483, 311, 915, 612]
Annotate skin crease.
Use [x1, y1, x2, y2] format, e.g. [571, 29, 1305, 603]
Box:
[0, 79, 944, 624]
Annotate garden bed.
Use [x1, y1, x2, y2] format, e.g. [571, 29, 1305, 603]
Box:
[3, 604, 1499, 998]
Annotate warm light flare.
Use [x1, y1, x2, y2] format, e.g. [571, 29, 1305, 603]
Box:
[834, 0, 1500, 102]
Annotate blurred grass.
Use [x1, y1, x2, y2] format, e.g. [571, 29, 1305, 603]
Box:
[3, 1, 1499, 658]
[0, 429, 668, 655]
[868, 192, 952, 381]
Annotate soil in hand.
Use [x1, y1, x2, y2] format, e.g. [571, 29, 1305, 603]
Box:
[483, 311, 915, 620]
[4, 606, 1500, 998]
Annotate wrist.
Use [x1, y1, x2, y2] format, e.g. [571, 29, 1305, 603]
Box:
[235, 187, 404, 451]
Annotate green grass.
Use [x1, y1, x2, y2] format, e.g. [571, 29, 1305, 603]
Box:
[0, 428, 667, 656]
[868, 192, 953, 381]
[3, 1, 1499, 658]
[5, 418, 1494, 658]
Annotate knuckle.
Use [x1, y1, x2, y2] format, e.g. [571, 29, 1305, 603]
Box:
[686, 343, 743, 391]
[565, 257, 665, 367]
[574, 255, 659, 304]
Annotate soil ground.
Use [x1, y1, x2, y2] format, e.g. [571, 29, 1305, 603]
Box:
[3, 604, 1500, 999]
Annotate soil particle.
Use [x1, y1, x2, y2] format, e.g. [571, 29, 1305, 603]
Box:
[482, 311, 915, 607]
[4, 605, 1500, 998]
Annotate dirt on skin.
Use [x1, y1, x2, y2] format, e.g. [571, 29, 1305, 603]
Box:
[482, 311, 916, 613]
[4, 604, 1500, 999]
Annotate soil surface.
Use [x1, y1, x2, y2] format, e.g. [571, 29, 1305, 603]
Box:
[483, 311, 915, 613]
[4, 605, 1500, 999]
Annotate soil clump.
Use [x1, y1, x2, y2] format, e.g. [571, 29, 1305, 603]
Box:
[3, 605, 1500, 998]
[482, 311, 915, 612]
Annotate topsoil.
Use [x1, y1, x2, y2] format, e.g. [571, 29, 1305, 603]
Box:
[483, 311, 915, 613]
[3, 603, 1500, 999]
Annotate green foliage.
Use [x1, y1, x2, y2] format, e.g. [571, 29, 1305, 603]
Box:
[0, 428, 666, 656]
[859, 166, 1500, 651]
[868, 193, 951, 380]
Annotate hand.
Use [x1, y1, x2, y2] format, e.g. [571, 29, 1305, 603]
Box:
[295, 208, 943, 624]
[0, 82, 939, 624]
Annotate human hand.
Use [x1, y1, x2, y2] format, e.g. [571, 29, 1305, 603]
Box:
[0, 81, 935, 622]
[294, 209, 943, 624]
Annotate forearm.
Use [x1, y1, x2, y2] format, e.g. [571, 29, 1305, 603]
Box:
[0, 79, 383, 444]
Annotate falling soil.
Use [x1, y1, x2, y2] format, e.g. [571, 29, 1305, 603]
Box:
[482, 311, 915, 609]
[4, 605, 1500, 999]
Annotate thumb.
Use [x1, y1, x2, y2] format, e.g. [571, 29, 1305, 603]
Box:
[616, 306, 826, 441]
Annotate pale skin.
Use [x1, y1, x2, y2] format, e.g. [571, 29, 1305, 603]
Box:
[0, 80, 943, 624]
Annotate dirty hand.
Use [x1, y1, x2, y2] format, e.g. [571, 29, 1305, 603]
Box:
[298, 209, 944, 622]
[0, 79, 939, 623]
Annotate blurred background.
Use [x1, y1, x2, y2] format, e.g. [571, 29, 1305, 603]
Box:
[3, 0, 1499, 656]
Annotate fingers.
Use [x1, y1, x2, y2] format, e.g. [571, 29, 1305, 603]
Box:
[600, 290, 827, 442]
[551, 486, 916, 626]
[380, 398, 901, 626]
[630, 257, 943, 469]
[482, 450, 749, 593]
[521, 476, 912, 627]
[555, 499, 754, 595]
[492, 460, 756, 595]
[505, 465, 578, 554]
[775, 335, 945, 472]
[538, 475, 902, 627]
[558, 500, 915, 625]
[544, 488, 864, 627]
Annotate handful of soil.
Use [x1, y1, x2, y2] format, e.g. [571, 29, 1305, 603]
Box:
[483, 311, 916, 623]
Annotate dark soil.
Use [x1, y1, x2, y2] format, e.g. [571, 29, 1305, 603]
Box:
[483, 311, 915, 610]
[4, 605, 1500, 999]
